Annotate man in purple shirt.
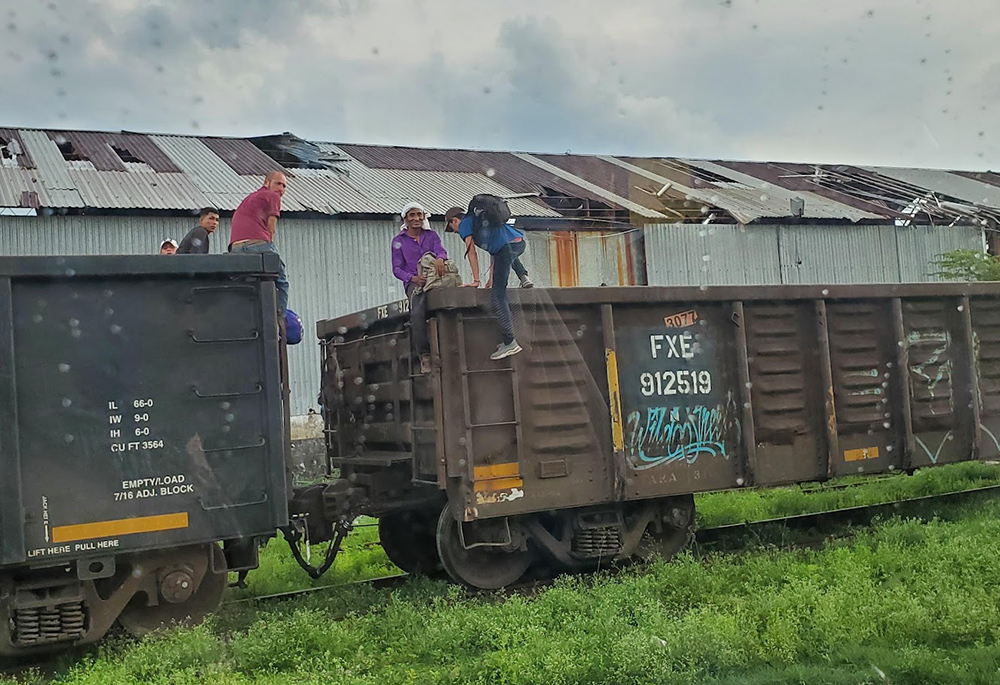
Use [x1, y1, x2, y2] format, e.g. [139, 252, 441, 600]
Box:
[391, 202, 447, 373]
[230, 171, 289, 316]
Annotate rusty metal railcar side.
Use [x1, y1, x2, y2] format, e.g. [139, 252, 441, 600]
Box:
[317, 283, 1000, 586]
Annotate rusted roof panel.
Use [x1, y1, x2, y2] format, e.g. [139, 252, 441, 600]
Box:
[334, 143, 627, 212]
[346, 168, 559, 217]
[202, 137, 283, 176]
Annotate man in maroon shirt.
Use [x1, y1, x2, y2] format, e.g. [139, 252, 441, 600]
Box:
[230, 171, 289, 315]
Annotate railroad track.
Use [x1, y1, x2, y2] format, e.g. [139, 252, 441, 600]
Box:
[228, 483, 1000, 607]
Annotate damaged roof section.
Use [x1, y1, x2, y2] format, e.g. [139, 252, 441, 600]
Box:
[0, 126, 997, 229]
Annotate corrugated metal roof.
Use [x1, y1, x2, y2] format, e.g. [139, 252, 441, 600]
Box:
[334, 143, 628, 212]
[17, 130, 84, 207]
[513, 153, 668, 219]
[860, 166, 1000, 210]
[347, 168, 560, 217]
[1, 125, 999, 229]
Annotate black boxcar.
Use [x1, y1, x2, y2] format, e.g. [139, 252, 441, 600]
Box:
[0, 255, 288, 654]
[316, 284, 999, 588]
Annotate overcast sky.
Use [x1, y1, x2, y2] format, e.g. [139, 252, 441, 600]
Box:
[2, 0, 998, 170]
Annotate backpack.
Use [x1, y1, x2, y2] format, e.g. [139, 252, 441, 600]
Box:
[285, 308, 303, 345]
[467, 194, 511, 251]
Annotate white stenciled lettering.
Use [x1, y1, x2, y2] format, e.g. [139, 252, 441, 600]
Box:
[109, 415, 122, 425]
[649, 333, 696, 360]
[640, 370, 713, 397]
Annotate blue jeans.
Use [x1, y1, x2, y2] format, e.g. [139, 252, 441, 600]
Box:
[491, 240, 526, 345]
[231, 241, 289, 314]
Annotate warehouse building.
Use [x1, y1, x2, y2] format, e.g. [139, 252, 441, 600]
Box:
[0, 127, 996, 415]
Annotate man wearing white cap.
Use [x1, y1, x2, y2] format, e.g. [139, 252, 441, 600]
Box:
[390, 202, 448, 374]
[158, 239, 178, 255]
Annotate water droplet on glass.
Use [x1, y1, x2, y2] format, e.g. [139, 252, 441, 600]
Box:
[883, 421, 891, 429]
[702, 254, 711, 262]
[354, 377, 363, 385]
[70, 329, 81, 339]
[886, 445, 894, 452]
[736, 477, 745, 486]
[698, 229, 707, 238]
[745, 382, 753, 389]
[699, 285, 708, 292]
[760, 194, 770, 202]
[888, 464, 895, 471]
[69, 318, 79, 328]
[486, 167, 496, 177]
[61, 398, 72, 408]
[110, 324, 122, 334]
[64, 434, 74, 443]
[957, 305, 965, 312]
[64, 268, 75, 277]
[57, 363, 70, 373]
[458, 458, 466, 466]
[821, 289, 830, 296]
[32, 314, 42, 324]
[222, 425, 231, 433]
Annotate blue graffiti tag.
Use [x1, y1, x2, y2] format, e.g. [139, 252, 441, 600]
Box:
[625, 404, 732, 470]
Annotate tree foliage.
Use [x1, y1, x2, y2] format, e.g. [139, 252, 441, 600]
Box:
[933, 249, 1000, 282]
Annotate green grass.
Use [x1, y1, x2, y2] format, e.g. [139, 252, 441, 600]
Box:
[13, 492, 1000, 684]
[695, 460, 1000, 528]
[227, 517, 399, 599]
[233, 462, 1000, 598]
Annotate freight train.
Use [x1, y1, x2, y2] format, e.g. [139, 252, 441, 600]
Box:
[0, 255, 996, 655]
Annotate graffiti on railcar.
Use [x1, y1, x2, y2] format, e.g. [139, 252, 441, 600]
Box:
[624, 394, 740, 469]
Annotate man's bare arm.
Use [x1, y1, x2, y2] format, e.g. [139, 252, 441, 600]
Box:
[266, 215, 278, 239]
[464, 236, 481, 286]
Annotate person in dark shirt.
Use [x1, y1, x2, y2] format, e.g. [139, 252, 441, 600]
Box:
[176, 207, 220, 254]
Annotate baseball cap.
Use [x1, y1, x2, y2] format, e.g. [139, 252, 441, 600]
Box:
[444, 206, 464, 232]
[160, 239, 178, 248]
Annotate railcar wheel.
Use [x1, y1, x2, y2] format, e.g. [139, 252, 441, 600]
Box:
[435, 505, 531, 589]
[379, 510, 443, 575]
[118, 543, 227, 636]
[635, 495, 695, 562]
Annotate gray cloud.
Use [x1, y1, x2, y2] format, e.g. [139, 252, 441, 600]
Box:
[0, 0, 997, 170]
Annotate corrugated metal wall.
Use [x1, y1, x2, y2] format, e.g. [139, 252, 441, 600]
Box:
[0, 215, 408, 416]
[645, 223, 982, 286]
[1, 215, 982, 412]
[0, 216, 555, 415]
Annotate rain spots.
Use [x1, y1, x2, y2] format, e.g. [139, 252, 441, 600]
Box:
[68, 318, 79, 328]
[883, 421, 891, 429]
[110, 324, 122, 335]
[354, 377, 363, 385]
[224, 413, 235, 423]
[821, 289, 830, 296]
[736, 477, 745, 486]
[32, 314, 42, 324]
[61, 397, 71, 408]
[57, 363, 70, 373]
[70, 329, 81, 339]
[486, 168, 496, 177]
[63, 434, 74, 443]
[957, 304, 964, 312]
[220, 401, 231, 410]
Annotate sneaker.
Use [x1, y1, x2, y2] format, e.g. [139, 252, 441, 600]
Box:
[490, 340, 523, 361]
[520, 276, 534, 289]
[419, 354, 432, 374]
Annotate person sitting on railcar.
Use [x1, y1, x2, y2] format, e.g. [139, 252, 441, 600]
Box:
[390, 202, 448, 375]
